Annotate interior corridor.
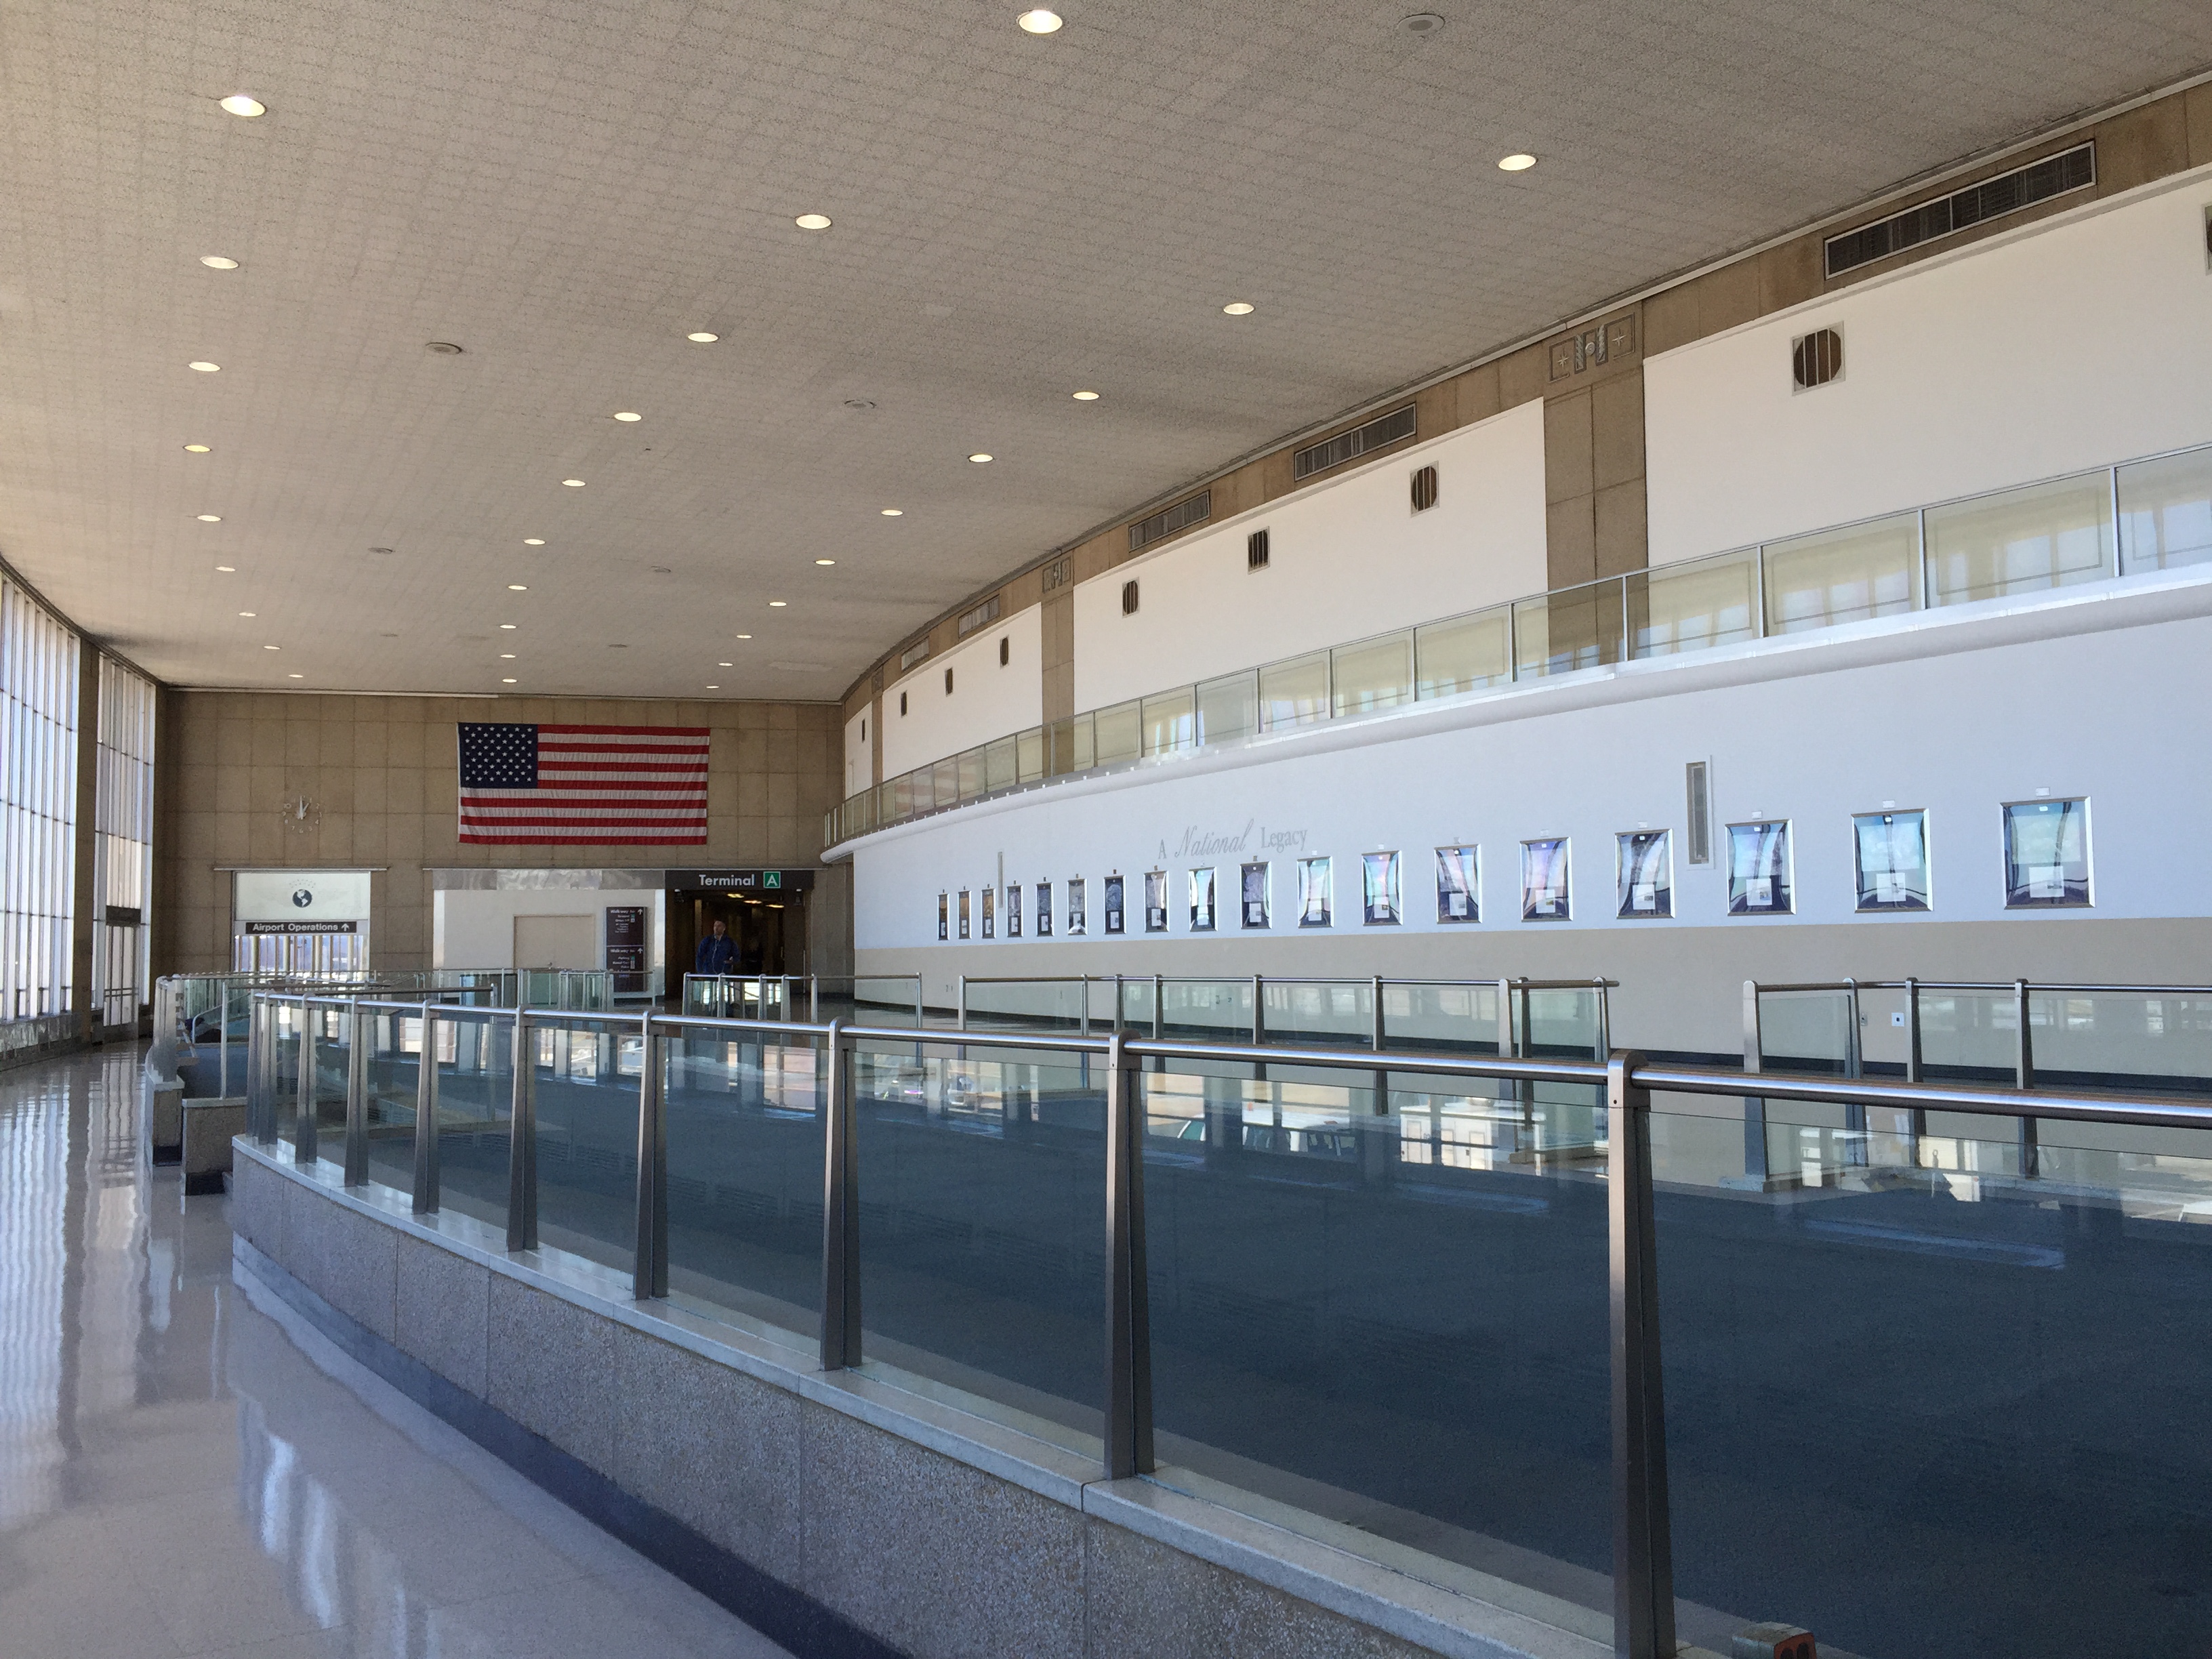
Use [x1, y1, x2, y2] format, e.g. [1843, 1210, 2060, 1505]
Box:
[0, 1044, 793, 1659]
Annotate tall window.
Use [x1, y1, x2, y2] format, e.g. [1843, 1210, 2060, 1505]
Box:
[95, 657, 157, 1025]
[1, 577, 81, 1021]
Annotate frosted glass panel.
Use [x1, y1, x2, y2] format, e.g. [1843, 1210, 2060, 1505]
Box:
[2118, 447, 2212, 574]
[1142, 690, 1195, 756]
[1196, 672, 1258, 745]
[1927, 472, 2112, 606]
[1331, 632, 1413, 717]
[1415, 607, 1511, 697]
[1634, 551, 1757, 658]
[1763, 513, 1920, 633]
[1258, 652, 1329, 731]
[1094, 699, 1142, 764]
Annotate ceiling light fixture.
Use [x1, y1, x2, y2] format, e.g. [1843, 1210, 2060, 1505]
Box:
[1017, 8, 1064, 33]
[768, 601, 787, 607]
[718, 661, 733, 668]
[815, 558, 836, 566]
[196, 513, 222, 522]
[238, 611, 256, 617]
[500, 653, 516, 659]
[880, 508, 903, 516]
[523, 537, 544, 546]
[183, 443, 211, 453]
[499, 623, 517, 630]
[706, 684, 720, 690]
[1222, 302, 1254, 315]
[188, 361, 220, 371]
[426, 341, 464, 355]
[735, 634, 752, 640]
[215, 565, 235, 573]
[968, 452, 993, 464]
[794, 213, 832, 230]
[613, 411, 642, 422]
[687, 331, 719, 343]
[508, 583, 528, 590]
[1072, 390, 1099, 400]
[219, 94, 266, 118]
[843, 398, 876, 411]
[1498, 152, 1537, 171]
[1400, 12, 1445, 35]
[200, 255, 240, 270]
[288, 673, 304, 679]
[562, 478, 586, 487]
[264, 644, 280, 651]
[502, 678, 517, 684]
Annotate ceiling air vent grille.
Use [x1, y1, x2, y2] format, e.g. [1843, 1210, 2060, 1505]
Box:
[956, 594, 1002, 636]
[1294, 403, 1416, 482]
[1128, 490, 1211, 552]
[1824, 142, 2094, 279]
[899, 640, 930, 671]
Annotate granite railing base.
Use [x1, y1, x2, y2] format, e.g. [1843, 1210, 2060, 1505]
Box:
[229, 1139, 1627, 1659]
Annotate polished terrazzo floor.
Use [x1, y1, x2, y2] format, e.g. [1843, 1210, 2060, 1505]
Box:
[0, 1044, 794, 1659]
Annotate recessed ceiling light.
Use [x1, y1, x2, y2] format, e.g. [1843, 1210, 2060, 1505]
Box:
[705, 684, 720, 690]
[188, 361, 220, 372]
[1017, 8, 1064, 33]
[426, 341, 464, 355]
[499, 623, 518, 631]
[508, 583, 528, 590]
[263, 644, 280, 651]
[844, 399, 876, 411]
[499, 653, 516, 659]
[215, 565, 235, 572]
[613, 411, 642, 422]
[219, 94, 266, 119]
[288, 673, 304, 679]
[183, 443, 211, 453]
[238, 611, 256, 617]
[880, 508, 903, 516]
[523, 537, 544, 546]
[815, 558, 836, 566]
[718, 661, 733, 667]
[1401, 12, 1445, 35]
[1072, 390, 1099, 401]
[502, 678, 517, 684]
[200, 255, 239, 270]
[562, 478, 586, 487]
[196, 513, 222, 522]
[651, 565, 672, 574]
[1498, 152, 1537, 171]
[768, 600, 787, 607]
[968, 453, 993, 464]
[1222, 302, 1254, 316]
[687, 331, 718, 343]
[735, 634, 752, 640]
[794, 213, 832, 230]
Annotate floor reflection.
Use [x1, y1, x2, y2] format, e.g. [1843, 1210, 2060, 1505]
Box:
[0, 1043, 789, 1659]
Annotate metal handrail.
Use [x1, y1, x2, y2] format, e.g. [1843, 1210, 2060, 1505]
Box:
[245, 989, 2212, 1659]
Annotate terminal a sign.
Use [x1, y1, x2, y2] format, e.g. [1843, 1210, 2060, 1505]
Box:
[663, 868, 816, 893]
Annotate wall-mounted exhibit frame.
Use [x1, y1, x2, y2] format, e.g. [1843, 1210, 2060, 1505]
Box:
[1189, 867, 1217, 932]
[1727, 821, 1794, 916]
[1144, 870, 1168, 933]
[1103, 875, 1125, 935]
[1036, 880, 1054, 937]
[1240, 862, 1269, 929]
[1006, 882, 1023, 937]
[1616, 831, 1673, 920]
[1521, 838, 1570, 921]
[1067, 878, 1086, 935]
[2003, 798, 2092, 907]
[1296, 857, 1332, 928]
[1362, 852, 1401, 926]
[1854, 809, 1931, 912]
[1435, 846, 1479, 924]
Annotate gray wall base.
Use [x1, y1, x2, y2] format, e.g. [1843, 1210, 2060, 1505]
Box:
[230, 1139, 1616, 1659]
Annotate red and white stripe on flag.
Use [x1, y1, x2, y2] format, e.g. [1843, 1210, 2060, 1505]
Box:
[457, 723, 710, 845]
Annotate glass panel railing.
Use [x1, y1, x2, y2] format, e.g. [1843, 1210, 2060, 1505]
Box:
[1141, 689, 1196, 756]
[1330, 631, 1414, 717]
[1754, 989, 1859, 1074]
[1761, 511, 1921, 634]
[1511, 591, 1553, 678]
[984, 735, 1017, 793]
[434, 1012, 512, 1235]
[1257, 651, 1328, 731]
[1383, 981, 1504, 1053]
[853, 975, 926, 1027]
[1016, 726, 1045, 783]
[1414, 604, 1511, 698]
[1631, 549, 1757, 658]
[2118, 447, 2212, 575]
[529, 1019, 640, 1277]
[1652, 1098, 2212, 1659]
[1927, 469, 2114, 607]
[1094, 699, 1143, 765]
[1915, 987, 2026, 1084]
[930, 755, 959, 808]
[1160, 979, 1254, 1042]
[888, 772, 914, 818]
[1195, 670, 1258, 746]
[1260, 979, 1372, 1048]
[962, 977, 1090, 1033]
[1144, 1059, 1610, 1624]
[663, 1027, 823, 1343]
[266, 1001, 302, 1142]
[304, 1005, 351, 1166]
[1531, 579, 1626, 676]
[2021, 990, 2212, 1094]
[958, 746, 985, 801]
[852, 1038, 1106, 1442]
[364, 1010, 419, 1193]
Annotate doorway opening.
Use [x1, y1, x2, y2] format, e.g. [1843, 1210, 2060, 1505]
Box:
[667, 886, 808, 990]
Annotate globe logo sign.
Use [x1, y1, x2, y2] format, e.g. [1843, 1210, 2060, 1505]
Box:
[292, 888, 314, 909]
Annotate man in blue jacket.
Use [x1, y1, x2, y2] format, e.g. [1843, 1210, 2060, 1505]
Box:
[695, 916, 738, 976]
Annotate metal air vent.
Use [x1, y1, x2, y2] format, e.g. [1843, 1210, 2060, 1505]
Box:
[1248, 529, 1270, 571]
[1294, 404, 1416, 481]
[1128, 491, 1210, 552]
[1410, 464, 1438, 512]
[900, 640, 930, 670]
[957, 594, 1002, 636]
[1824, 143, 2094, 279]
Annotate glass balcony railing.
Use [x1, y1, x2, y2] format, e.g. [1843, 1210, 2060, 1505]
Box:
[827, 442, 2212, 848]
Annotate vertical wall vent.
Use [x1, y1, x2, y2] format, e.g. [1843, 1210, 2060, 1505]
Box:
[1122, 579, 1140, 615]
[1410, 464, 1439, 512]
[1247, 529, 1271, 570]
[1685, 762, 1711, 865]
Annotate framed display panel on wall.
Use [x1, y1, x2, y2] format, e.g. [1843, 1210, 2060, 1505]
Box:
[938, 892, 949, 941]
[1616, 830, 1673, 919]
[1189, 867, 1216, 932]
[1727, 821, 1794, 916]
[981, 885, 996, 939]
[1521, 838, 1570, 921]
[1362, 852, 1401, 925]
[1436, 846, 1479, 923]
[1036, 880, 1052, 937]
[1006, 882, 1022, 937]
[1067, 878, 1086, 935]
[1855, 810, 1931, 911]
[1297, 857, 1332, 927]
[1145, 870, 1168, 933]
[2003, 798, 2091, 907]
[958, 888, 972, 939]
[1103, 875, 1125, 935]
[1241, 862, 1269, 928]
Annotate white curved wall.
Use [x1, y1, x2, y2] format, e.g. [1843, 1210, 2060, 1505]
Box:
[881, 605, 1044, 776]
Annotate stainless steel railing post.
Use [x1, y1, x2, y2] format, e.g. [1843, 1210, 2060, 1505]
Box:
[220, 992, 232, 1098]
[958, 975, 968, 1033]
[819, 1020, 861, 1370]
[632, 1010, 668, 1299]
[1104, 1030, 1155, 1480]
[1843, 979, 1866, 1166]
[412, 1004, 441, 1214]
[343, 1000, 369, 1186]
[2015, 979, 2039, 1178]
[1741, 980, 1769, 1185]
[1607, 1051, 1677, 1659]
[506, 1012, 538, 1252]
[296, 1003, 319, 1165]
[1905, 978, 1927, 1155]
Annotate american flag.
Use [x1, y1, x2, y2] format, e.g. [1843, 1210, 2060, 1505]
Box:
[457, 723, 710, 844]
